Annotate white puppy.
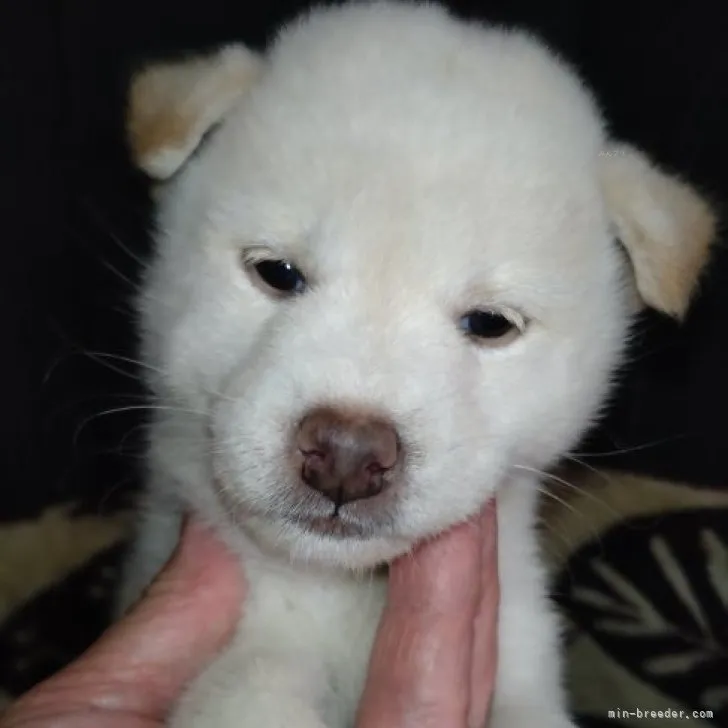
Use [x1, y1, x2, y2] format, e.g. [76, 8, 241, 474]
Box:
[118, 2, 715, 726]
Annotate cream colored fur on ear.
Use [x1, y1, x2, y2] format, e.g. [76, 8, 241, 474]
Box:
[127, 46, 261, 179]
[600, 143, 716, 319]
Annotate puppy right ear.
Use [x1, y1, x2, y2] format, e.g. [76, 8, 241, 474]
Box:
[126, 45, 262, 180]
[599, 143, 717, 320]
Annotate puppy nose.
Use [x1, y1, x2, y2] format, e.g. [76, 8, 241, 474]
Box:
[295, 407, 400, 506]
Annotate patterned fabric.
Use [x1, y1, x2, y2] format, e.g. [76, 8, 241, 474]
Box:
[541, 470, 728, 726]
[0, 471, 726, 725]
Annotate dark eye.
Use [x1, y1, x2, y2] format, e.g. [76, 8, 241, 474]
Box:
[251, 259, 307, 295]
[459, 309, 520, 342]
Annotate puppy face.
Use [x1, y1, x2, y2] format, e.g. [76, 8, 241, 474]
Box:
[132, 3, 714, 568]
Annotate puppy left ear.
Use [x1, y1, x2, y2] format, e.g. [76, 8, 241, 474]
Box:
[599, 143, 717, 319]
[126, 45, 262, 180]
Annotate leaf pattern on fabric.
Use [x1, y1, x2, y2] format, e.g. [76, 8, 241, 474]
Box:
[556, 508, 728, 724]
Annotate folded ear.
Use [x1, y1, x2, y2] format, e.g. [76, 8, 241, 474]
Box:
[599, 143, 717, 319]
[126, 45, 262, 180]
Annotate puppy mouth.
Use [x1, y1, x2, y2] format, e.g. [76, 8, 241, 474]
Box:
[213, 476, 390, 541]
[285, 511, 375, 540]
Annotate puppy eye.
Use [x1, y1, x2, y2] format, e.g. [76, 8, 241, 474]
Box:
[246, 257, 307, 296]
[458, 309, 522, 344]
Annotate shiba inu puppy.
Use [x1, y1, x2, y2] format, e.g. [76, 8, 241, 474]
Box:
[118, 2, 715, 725]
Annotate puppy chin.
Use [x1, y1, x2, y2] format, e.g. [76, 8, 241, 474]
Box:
[240, 513, 412, 571]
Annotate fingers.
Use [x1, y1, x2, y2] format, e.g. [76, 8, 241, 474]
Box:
[3, 519, 244, 727]
[467, 502, 499, 728]
[3, 510, 499, 728]
[357, 503, 499, 728]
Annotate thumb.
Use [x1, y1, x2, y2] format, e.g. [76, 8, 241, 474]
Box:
[3, 519, 244, 726]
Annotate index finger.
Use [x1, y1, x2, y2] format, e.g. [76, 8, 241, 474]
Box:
[356, 504, 498, 728]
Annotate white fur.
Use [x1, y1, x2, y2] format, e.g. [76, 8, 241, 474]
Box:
[118, 2, 712, 727]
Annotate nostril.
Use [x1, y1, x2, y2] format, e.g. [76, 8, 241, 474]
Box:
[365, 460, 388, 476]
[364, 463, 387, 497]
[300, 448, 327, 460]
[300, 448, 328, 485]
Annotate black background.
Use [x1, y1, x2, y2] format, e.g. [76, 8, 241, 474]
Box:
[1, 0, 727, 520]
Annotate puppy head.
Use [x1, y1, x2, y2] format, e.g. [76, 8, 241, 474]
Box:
[130, 2, 715, 567]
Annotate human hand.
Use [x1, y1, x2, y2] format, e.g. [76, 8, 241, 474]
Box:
[1, 505, 498, 728]
[0, 520, 245, 728]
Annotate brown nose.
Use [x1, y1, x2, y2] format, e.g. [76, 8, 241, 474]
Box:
[294, 407, 401, 506]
